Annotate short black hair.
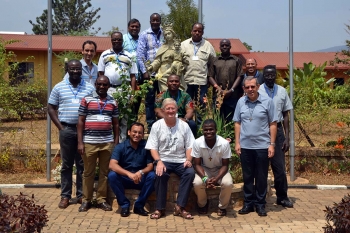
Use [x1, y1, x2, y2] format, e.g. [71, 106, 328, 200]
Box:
[129, 122, 145, 132]
[111, 31, 123, 38]
[150, 13, 161, 20]
[192, 22, 205, 31]
[202, 119, 216, 129]
[263, 65, 277, 74]
[68, 59, 81, 66]
[128, 18, 141, 27]
[82, 40, 97, 51]
[95, 75, 110, 85]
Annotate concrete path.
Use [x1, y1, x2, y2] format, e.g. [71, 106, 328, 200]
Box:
[1, 187, 348, 233]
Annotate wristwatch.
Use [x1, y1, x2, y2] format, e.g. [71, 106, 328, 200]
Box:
[139, 170, 144, 176]
[270, 142, 276, 147]
[231, 88, 235, 93]
[153, 159, 160, 165]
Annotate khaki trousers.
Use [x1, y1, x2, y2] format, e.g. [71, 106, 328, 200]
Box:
[193, 167, 233, 209]
[82, 143, 113, 203]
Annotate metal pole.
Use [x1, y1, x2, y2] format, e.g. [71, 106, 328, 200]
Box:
[289, 0, 295, 181]
[198, 0, 202, 23]
[46, 0, 53, 181]
[127, 0, 131, 23]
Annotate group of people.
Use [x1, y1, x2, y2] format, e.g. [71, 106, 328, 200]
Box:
[48, 11, 294, 219]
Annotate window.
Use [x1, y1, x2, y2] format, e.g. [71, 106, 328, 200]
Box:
[334, 77, 344, 87]
[8, 62, 34, 86]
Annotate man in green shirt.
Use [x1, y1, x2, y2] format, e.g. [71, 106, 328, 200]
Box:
[154, 74, 197, 137]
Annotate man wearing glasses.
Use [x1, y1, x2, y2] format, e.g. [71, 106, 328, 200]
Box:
[77, 75, 119, 212]
[48, 59, 95, 209]
[233, 76, 278, 217]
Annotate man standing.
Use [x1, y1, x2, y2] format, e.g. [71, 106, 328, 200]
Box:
[77, 75, 119, 212]
[259, 65, 294, 208]
[233, 76, 278, 217]
[208, 39, 242, 122]
[154, 74, 197, 137]
[181, 23, 216, 123]
[98, 31, 137, 142]
[108, 122, 155, 217]
[123, 18, 142, 121]
[137, 13, 164, 133]
[192, 119, 233, 216]
[64, 40, 98, 85]
[48, 59, 95, 209]
[241, 58, 264, 85]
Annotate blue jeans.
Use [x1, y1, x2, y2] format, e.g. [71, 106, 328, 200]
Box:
[59, 126, 83, 199]
[145, 80, 159, 132]
[108, 171, 155, 209]
[154, 161, 195, 210]
[240, 148, 269, 208]
[186, 84, 208, 125]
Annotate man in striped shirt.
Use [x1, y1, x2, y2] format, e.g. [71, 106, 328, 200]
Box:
[77, 75, 119, 212]
[48, 59, 95, 209]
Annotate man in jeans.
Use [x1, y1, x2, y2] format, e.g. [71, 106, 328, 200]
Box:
[48, 59, 95, 209]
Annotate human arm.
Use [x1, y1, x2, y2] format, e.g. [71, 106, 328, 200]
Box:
[77, 115, 86, 155]
[269, 122, 277, 158]
[130, 74, 136, 91]
[112, 117, 119, 146]
[234, 122, 241, 156]
[47, 104, 64, 131]
[155, 108, 165, 119]
[282, 110, 290, 152]
[183, 148, 192, 168]
[150, 149, 166, 176]
[206, 159, 230, 189]
[136, 32, 149, 77]
[109, 159, 141, 184]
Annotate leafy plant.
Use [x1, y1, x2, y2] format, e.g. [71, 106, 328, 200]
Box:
[324, 194, 350, 232]
[0, 149, 15, 172]
[0, 192, 49, 232]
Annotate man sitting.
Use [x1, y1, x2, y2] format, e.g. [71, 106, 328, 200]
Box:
[108, 122, 155, 217]
[192, 119, 233, 216]
[154, 74, 197, 137]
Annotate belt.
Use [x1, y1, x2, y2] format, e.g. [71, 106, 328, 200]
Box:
[61, 122, 77, 128]
[277, 122, 283, 127]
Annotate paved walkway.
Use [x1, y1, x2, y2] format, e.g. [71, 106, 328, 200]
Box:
[1, 187, 348, 233]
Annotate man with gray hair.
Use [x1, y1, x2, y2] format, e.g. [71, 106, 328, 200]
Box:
[233, 76, 278, 217]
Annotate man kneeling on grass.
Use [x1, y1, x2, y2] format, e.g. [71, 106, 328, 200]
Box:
[192, 119, 233, 216]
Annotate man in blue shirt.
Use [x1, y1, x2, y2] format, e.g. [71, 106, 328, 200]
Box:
[233, 76, 277, 217]
[48, 59, 95, 209]
[63, 40, 98, 85]
[108, 122, 155, 217]
[136, 13, 164, 133]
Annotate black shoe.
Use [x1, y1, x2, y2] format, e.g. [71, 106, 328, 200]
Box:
[78, 202, 92, 212]
[98, 202, 112, 211]
[277, 199, 294, 208]
[121, 207, 130, 217]
[238, 206, 254, 215]
[256, 206, 267, 216]
[133, 207, 149, 216]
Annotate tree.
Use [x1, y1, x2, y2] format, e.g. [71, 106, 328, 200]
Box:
[102, 26, 121, 36]
[29, 0, 101, 35]
[243, 42, 252, 51]
[332, 22, 350, 74]
[160, 0, 199, 41]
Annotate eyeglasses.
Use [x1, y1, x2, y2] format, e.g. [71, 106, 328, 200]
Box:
[96, 83, 109, 87]
[244, 85, 256, 89]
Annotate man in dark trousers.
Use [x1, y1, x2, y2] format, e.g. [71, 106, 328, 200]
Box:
[259, 65, 294, 208]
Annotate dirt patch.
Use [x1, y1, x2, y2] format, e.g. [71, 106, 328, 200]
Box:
[298, 172, 350, 185]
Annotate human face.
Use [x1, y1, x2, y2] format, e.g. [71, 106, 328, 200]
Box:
[128, 125, 144, 143]
[82, 43, 96, 63]
[128, 22, 140, 38]
[163, 103, 178, 119]
[191, 24, 204, 42]
[245, 59, 257, 75]
[263, 69, 277, 88]
[150, 14, 161, 32]
[67, 61, 82, 81]
[164, 30, 174, 42]
[95, 77, 110, 97]
[174, 42, 181, 51]
[244, 79, 259, 101]
[111, 33, 123, 51]
[202, 123, 216, 141]
[167, 75, 180, 91]
[220, 40, 231, 56]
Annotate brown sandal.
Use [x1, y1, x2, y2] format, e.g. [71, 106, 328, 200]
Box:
[173, 205, 194, 219]
[150, 210, 165, 219]
[217, 208, 227, 216]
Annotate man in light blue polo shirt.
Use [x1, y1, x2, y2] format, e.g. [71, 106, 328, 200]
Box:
[233, 76, 278, 217]
[63, 40, 98, 85]
[48, 59, 95, 209]
[259, 65, 294, 208]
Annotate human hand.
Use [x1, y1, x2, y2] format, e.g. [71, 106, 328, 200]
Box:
[282, 139, 290, 152]
[128, 172, 141, 184]
[143, 72, 150, 80]
[268, 145, 275, 158]
[78, 142, 84, 156]
[235, 143, 241, 156]
[156, 161, 166, 176]
[184, 160, 192, 168]
[206, 177, 218, 189]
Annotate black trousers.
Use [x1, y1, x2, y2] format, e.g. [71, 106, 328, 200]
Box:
[240, 148, 269, 208]
[271, 124, 288, 201]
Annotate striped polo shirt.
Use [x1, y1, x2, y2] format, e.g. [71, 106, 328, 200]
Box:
[48, 79, 95, 124]
[78, 91, 119, 144]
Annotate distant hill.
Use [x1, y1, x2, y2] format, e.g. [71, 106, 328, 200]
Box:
[315, 45, 348, 52]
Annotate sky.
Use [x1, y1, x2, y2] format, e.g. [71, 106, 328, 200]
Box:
[0, 0, 349, 52]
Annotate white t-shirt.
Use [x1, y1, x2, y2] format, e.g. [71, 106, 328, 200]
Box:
[191, 135, 232, 172]
[145, 118, 195, 163]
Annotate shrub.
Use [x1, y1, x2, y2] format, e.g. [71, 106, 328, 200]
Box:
[0, 192, 49, 232]
[0, 149, 15, 171]
[323, 194, 350, 233]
